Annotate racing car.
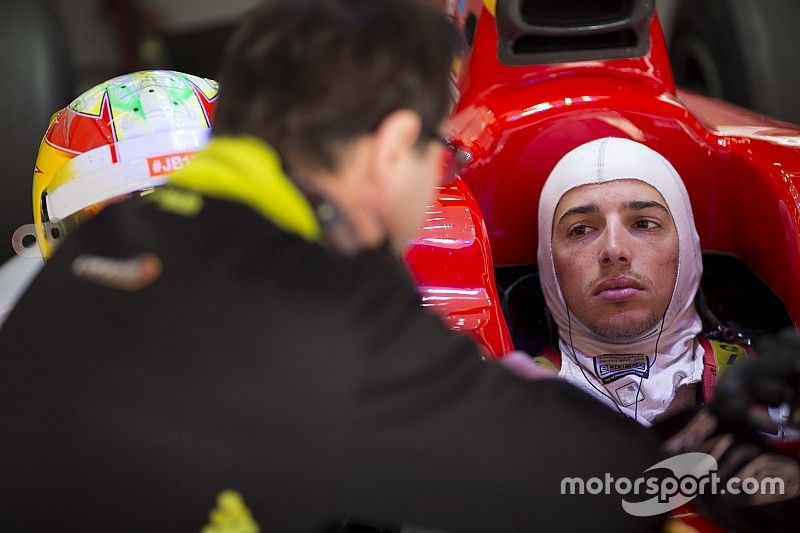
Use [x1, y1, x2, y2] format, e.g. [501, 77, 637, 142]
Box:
[415, 0, 800, 359]
[406, 1, 800, 529]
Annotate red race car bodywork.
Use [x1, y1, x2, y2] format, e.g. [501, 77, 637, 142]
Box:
[407, 0, 800, 528]
[401, 1, 514, 358]
[412, 0, 800, 359]
[405, 179, 512, 355]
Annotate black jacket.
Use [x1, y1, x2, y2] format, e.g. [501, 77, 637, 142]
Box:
[0, 189, 666, 531]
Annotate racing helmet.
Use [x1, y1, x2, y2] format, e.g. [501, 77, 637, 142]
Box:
[14, 70, 218, 259]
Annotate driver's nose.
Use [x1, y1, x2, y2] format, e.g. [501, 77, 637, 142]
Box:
[598, 220, 631, 268]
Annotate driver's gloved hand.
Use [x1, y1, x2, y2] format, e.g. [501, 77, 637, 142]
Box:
[653, 329, 800, 532]
[654, 406, 800, 532]
[713, 328, 800, 429]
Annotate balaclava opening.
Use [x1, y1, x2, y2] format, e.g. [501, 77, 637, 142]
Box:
[537, 137, 703, 425]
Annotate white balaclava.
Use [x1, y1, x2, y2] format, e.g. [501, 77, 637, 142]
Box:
[537, 137, 704, 425]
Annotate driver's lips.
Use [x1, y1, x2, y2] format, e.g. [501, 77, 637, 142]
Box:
[592, 275, 645, 303]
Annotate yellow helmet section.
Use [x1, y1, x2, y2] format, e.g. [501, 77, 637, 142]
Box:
[32, 128, 76, 259]
[483, 0, 496, 17]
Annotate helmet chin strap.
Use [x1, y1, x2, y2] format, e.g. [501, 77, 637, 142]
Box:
[11, 224, 42, 258]
[12, 221, 71, 260]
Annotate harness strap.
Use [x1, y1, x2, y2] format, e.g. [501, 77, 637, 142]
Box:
[699, 337, 755, 404]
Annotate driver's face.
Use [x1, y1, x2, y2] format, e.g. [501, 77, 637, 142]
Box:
[551, 179, 679, 341]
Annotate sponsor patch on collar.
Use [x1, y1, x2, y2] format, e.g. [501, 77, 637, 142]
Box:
[72, 253, 162, 291]
[593, 353, 650, 384]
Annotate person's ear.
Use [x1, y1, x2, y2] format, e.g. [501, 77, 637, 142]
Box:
[369, 109, 423, 183]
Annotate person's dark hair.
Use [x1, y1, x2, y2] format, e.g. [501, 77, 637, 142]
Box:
[213, 0, 463, 172]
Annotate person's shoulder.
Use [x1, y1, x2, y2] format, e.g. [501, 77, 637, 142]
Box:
[44, 190, 456, 349]
[259, 240, 427, 325]
[54, 188, 291, 266]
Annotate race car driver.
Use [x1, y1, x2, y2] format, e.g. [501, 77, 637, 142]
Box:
[534, 137, 709, 424]
[533, 137, 794, 431]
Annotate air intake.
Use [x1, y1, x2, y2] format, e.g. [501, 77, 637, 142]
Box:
[496, 0, 655, 65]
